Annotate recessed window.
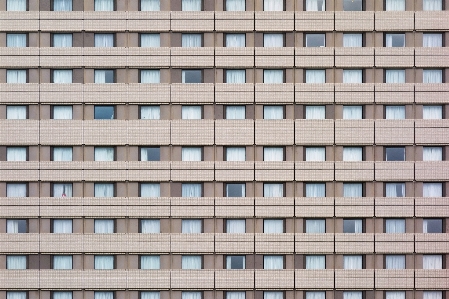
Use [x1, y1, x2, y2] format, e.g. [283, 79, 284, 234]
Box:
[140, 219, 160, 233]
[385, 70, 405, 83]
[343, 106, 363, 119]
[95, 0, 114, 11]
[226, 183, 246, 197]
[264, 33, 284, 47]
[305, 147, 326, 161]
[263, 183, 284, 197]
[385, 219, 405, 233]
[181, 219, 202, 233]
[6, 33, 27, 47]
[225, 105, 246, 119]
[6, 183, 27, 197]
[94, 70, 114, 83]
[385, 33, 405, 47]
[423, 147, 443, 161]
[6, 147, 27, 161]
[182, 0, 201, 10]
[54, 292, 73, 299]
[53, 70, 73, 83]
[385, 255, 405, 269]
[263, 105, 284, 119]
[263, 147, 284, 161]
[6, 255, 27, 269]
[385, 147, 405, 161]
[263, 70, 284, 83]
[140, 183, 161, 198]
[7, 0, 27, 10]
[343, 70, 363, 83]
[53, 0, 72, 11]
[225, 147, 246, 161]
[94, 219, 115, 233]
[181, 105, 202, 119]
[385, 292, 405, 299]
[95, 255, 115, 269]
[52, 219, 73, 233]
[53, 255, 73, 269]
[344, 0, 362, 10]
[182, 147, 203, 161]
[343, 183, 363, 197]
[423, 255, 443, 269]
[305, 219, 325, 233]
[182, 70, 203, 83]
[140, 0, 160, 11]
[6, 70, 27, 83]
[343, 219, 363, 233]
[52, 147, 73, 161]
[343, 292, 362, 299]
[94, 183, 115, 197]
[53, 33, 72, 47]
[226, 255, 245, 269]
[423, 105, 443, 119]
[423, 70, 443, 83]
[140, 33, 160, 47]
[140, 106, 160, 119]
[343, 147, 363, 161]
[264, 292, 283, 299]
[305, 255, 325, 269]
[6, 219, 27, 233]
[94, 105, 115, 119]
[94, 147, 114, 161]
[385, 183, 405, 197]
[263, 219, 284, 233]
[305, 0, 325, 11]
[225, 34, 246, 47]
[305, 183, 326, 197]
[385, 0, 405, 10]
[423, 182, 443, 197]
[226, 70, 246, 83]
[6, 105, 27, 119]
[385, 105, 405, 119]
[51, 105, 73, 120]
[95, 292, 114, 299]
[423, 0, 442, 10]
[225, 0, 245, 10]
[140, 255, 160, 269]
[181, 183, 202, 197]
[53, 183, 73, 197]
[343, 33, 363, 47]
[305, 292, 325, 299]
[182, 34, 202, 47]
[226, 219, 246, 233]
[305, 70, 326, 83]
[305, 105, 326, 119]
[182, 293, 202, 299]
[140, 70, 160, 83]
[306, 34, 325, 47]
[140, 148, 160, 161]
[423, 219, 443, 233]
[343, 255, 363, 269]
[263, 0, 283, 10]
[423, 33, 443, 47]
[264, 255, 284, 269]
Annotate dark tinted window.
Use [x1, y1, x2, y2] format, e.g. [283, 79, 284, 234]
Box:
[227, 256, 245, 269]
[344, 0, 362, 10]
[226, 183, 245, 197]
[141, 147, 160, 161]
[424, 219, 443, 233]
[94, 106, 115, 119]
[183, 70, 202, 83]
[385, 147, 405, 161]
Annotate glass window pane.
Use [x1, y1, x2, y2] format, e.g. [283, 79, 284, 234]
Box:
[385, 70, 405, 83]
[343, 34, 362, 47]
[6, 219, 27, 233]
[94, 255, 114, 269]
[53, 255, 73, 269]
[344, 0, 362, 10]
[226, 70, 246, 83]
[306, 34, 325, 47]
[385, 219, 405, 233]
[7, 70, 27, 83]
[306, 293, 325, 299]
[263, 106, 284, 119]
[6, 183, 27, 197]
[140, 70, 160, 83]
[263, 255, 283, 269]
[226, 255, 245, 269]
[385, 0, 405, 10]
[343, 147, 363, 161]
[141, 255, 160, 269]
[94, 219, 114, 233]
[423, 255, 443, 269]
[140, 34, 160, 47]
[305, 255, 325, 269]
[182, 34, 202, 47]
[53, 0, 72, 11]
[140, 106, 160, 119]
[385, 147, 405, 161]
[226, 0, 245, 10]
[385, 292, 405, 299]
[343, 255, 363, 269]
[53, 34, 72, 47]
[305, 0, 325, 11]
[264, 34, 283, 47]
[263, 183, 284, 197]
[181, 219, 202, 233]
[423, 147, 442, 161]
[141, 147, 160, 161]
[182, 293, 202, 299]
[226, 219, 246, 233]
[305, 106, 326, 119]
[140, 219, 160, 233]
[343, 219, 363, 233]
[182, 70, 202, 83]
[263, 147, 284, 161]
[7, 0, 27, 10]
[53, 105, 73, 119]
[305, 183, 325, 197]
[423, 70, 442, 83]
[263, 0, 283, 10]
[264, 293, 283, 299]
[53, 292, 73, 299]
[6, 147, 27, 161]
[182, 147, 202, 161]
[94, 106, 115, 119]
[182, 105, 202, 119]
[181, 255, 202, 269]
[53, 183, 73, 197]
[305, 70, 326, 83]
[385, 106, 405, 119]
[305, 219, 325, 233]
[53, 147, 72, 161]
[7, 34, 27, 47]
[385, 183, 405, 197]
[423, 0, 442, 10]
[423, 105, 443, 119]
[94, 147, 114, 161]
[53, 219, 73, 233]
[305, 147, 325, 161]
[385, 255, 405, 269]
[140, 183, 160, 197]
[141, 0, 160, 11]
[343, 292, 362, 299]
[6, 106, 27, 119]
[94, 183, 114, 197]
[423, 33, 442, 47]
[423, 183, 443, 197]
[385, 34, 405, 47]
[263, 219, 283, 233]
[423, 219, 443, 233]
[263, 70, 284, 83]
[343, 70, 363, 83]
[182, 184, 202, 197]
[226, 105, 246, 119]
[182, 0, 201, 10]
[343, 183, 363, 197]
[95, 0, 114, 11]
[226, 183, 246, 197]
[94, 70, 114, 83]
[226, 34, 246, 47]
[6, 256, 27, 269]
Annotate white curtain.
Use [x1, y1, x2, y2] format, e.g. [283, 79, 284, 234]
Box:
[227, 293, 245, 299]
[53, 0, 72, 11]
[182, 34, 202, 47]
[424, 292, 443, 299]
[423, 70, 443, 83]
[263, 0, 283, 10]
[53, 183, 73, 197]
[306, 0, 325, 11]
[226, 184, 245, 197]
[95, 255, 114, 269]
[305, 219, 325, 233]
[386, 34, 405, 47]
[264, 183, 284, 197]
[6, 70, 27, 83]
[140, 70, 160, 84]
[54, 292, 73, 299]
[6, 106, 26, 119]
[182, 255, 202, 269]
[94, 183, 114, 197]
[226, 34, 246, 47]
[94, 293, 114, 299]
[95, 70, 114, 83]
[7, 0, 26, 10]
[181, 219, 202, 233]
[343, 147, 363, 161]
[182, 293, 202, 299]
[6, 256, 26, 269]
[226, 147, 246, 161]
[423, 34, 442, 47]
[141, 219, 160, 233]
[182, 183, 202, 197]
[263, 106, 284, 119]
[7, 147, 27, 161]
[141, 255, 160, 269]
[53, 255, 72, 269]
[226, 70, 246, 83]
[182, 106, 202, 119]
[423, 255, 443, 269]
[95, 0, 114, 11]
[343, 293, 362, 299]
[264, 256, 283, 269]
[264, 34, 283, 47]
[423, 0, 442, 10]
[305, 70, 326, 83]
[385, 183, 405, 197]
[344, 255, 362, 269]
[264, 292, 283, 299]
[423, 105, 443, 119]
[6, 183, 27, 197]
[385, 70, 405, 83]
[385, 219, 405, 233]
[264, 147, 284, 161]
[343, 34, 362, 47]
[226, 219, 246, 233]
[95, 34, 114, 47]
[141, 183, 160, 197]
[53, 219, 73, 233]
[141, 293, 160, 299]
[182, 0, 201, 10]
[305, 183, 326, 197]
[306, 147, 326, 161]
[53, 34, 72, 47]
[423, 183, 443, 197]
[94, 219, 114, 233]
[53, 106, 73, 119]
[95, 148, 114, 161]
[306, 293, 325, 299]
[182, 70, 202, 83]
[343, 106, 363, 119]
[343, 183, 363, 197]
[141, 0, 160, 11]
[263, 219, 283, 233]
[53, 147, 72, 161]
[385, 292, 405, 299]
[305, 255, 325, 269]
[423, 219, 442, 233]
[226, 106, 246, 119]
[182, 147, 202, 161]
[306, 106, 326, 119]
[140, 106, 160, 119]
[385, 255, 405, 269]
[6, 220, 26, 233]
[263, 70, 284, 83]
[423, 147, 443, 161]
[226, 0, 245, 10]
[385, 0, 405, 10]
[385, 106, 406, 119]
[344, 219, 363, 233]
[7, 34, 26, 47]
[343, 70, 363, 83]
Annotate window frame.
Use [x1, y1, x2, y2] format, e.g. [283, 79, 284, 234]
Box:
[94, 0, 116, 11]
[7, 0, 28, 11]
[225, 255, 246, 269]
[6, 182, 28, 197]
[51, 0, 73, 11]
[94, 146, 116, 161]
[94, 255, 116, 269]
[94, 219, 116, 233]
[52, 255, 73, 270]
[6, 255, 28, 269]
[263, 255, 285, 269]
[94, 69, 115, 84]
[343, 219, 365, 233]
[139, 147, 161, 161]
[6, 219, 28, 233]
[423, 218, 444, 233]
[304, 219, 326, 233]
[384, 33, 406, 47]
[263, 219, 285, 233]
[94, 105, 116, 120]
[6, 70, 28, 84]
[182, 70, 203, 83]
[263, 105, 285, 119]
[94, 183, 116, 198]
[139, 219, 161, 233]
[51, 33, 73, 47]
[385, 146, 406, 161]
[6, 33, 28, 47]
[305, 33, 326, 47]
[6, 147, 28, 161]
[343, 0, 364, 11]
[51, 146, 73, 161]
[225, 183, 246, 197]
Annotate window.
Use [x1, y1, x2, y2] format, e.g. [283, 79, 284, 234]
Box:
[305, 106, 326, 119]
[140, 147, 160, 161]
[423, 255, 443, 269]
[385, 183, 405, 197]
[140, 255, 160, 269]
[305, 70, 326, 83]
[52, 147, 73, 161]
[225, 70, 246, 84]
[7, 0, 27, 10]
[181, 255, 203, 270]
[263, 147, 284, 161]
[264, 292, 283, 299]
[53, 219, 73, 233]
[182, 70, 202, 83]
[305, 183, 326, 197]
[423, 219, 443, 233]
[385, 33, 405, 47]
[6, 70, 27, 83]
[225, 255, 245, 269]
[94, 219, 114, 233]
[6, 33, 27, 47]
[423, 0, 442, 10]
[182, 0, 201, 10]
[305, 147, 326, 161]
[6, 219, 27, 233]
[6, 256, 27, 269]
[94, 183, 114, 197]
[385, 0, 405, 10]
[94, 70, 114, 83]
[6, 147, 27, 161]
[385, 70, 405, 83]
[226, 183, 246, 197]
[140, 34, 160, 47]
[385, 219, 405, 233]
[53, 183, 73, 197]
[140, 106, 160, 119]
[53, 292, 73, 299]
[53, 0, 72, 11]
[182, 34, 202, 47]
[423, 69, 443, 83]
[423, 147, 443, 161]
[140, 183, 160, 197]
[53, 34, 72, 47]
[385, 255, 405, 269]
[263, 106, 284, 119]
[182, 219, 202, 233]
[141, 293, 160, 299]
[225, 34, 246, 47]
[305, 219, 325, 233]
[343, 70, 363, 83]
[95, 293, 114, 299]
[6, 105, 27, 119]
[305, 293, 325, 299]
[264, 34, 284, 47]
[385, 106, 405, 119]
[263, 0, 283, 10]
[306, 34, 325, 47]
[225, 105, 246, 119]
[182, 293, 202, 299]
[95, 255, 114, 269]
[305, 255, 325, 269]
[424, 293, 443, 299]
[95, 0, 114, 11]
[181, 183, 202, 197]
[385, 147, 405, 161]
[52, 105, 73, 120]
[343, 183, 363, 197]
[140, 70, 161, 83]
[226, 219, 246, 233]
[305, 0, 325, 11]
[140, 0, 160, 10]
[94, 147, 115, 161]
[343, 293, 362, 299]
[263, 70, 284, 83]
[263, 183, 284, 197]
[264, 255, 284, 269]
[423, 182, 443, 197]
[342, 106, 363, 119]
[263, 219, 284, 233]
[6, 183, 27, 197]
[53, 255, 72, 269]
[385, 292, 405, 299]
[423, 105, 443, 119]
[344, 0, 362, 10]
[140, 219, 160, 233]
[343, 255, 363, 269]
[343, 34, 363, 47]
[343, 147, 363, 161]
[343, 219, 363, 233]
[423, 33, 443, 47]
[227, 293, 245, 299]
[182, 147, 202, 161]
[94, 106, 115, 119]
[225, 147, 246, 161]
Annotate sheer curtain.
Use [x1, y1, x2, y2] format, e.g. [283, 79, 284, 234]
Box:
[182, 0, 201, 10]
[423, 255, 443, 269]
[264, 292, 283, 299]
[95, 70, 113, 83]
[53, 34, 72, 47]
[385, 106, 405, 119]
[264, 70, 284, 83]
[6, 256, 26, 269]
[423, 183, 443, 197]
[385, 219, 405, 233]
[226, 184, 246, 197]
[141, 255, 160, 269]
[423, 70, 443, 83]
[227, 293, 246, 299]
[343, 34, 362, 47]
[226, 70, 246, 83]
[226, 106, 246, 119]
[182, 106, 202, 119]
[94, 0, 114, 11]
[53, 70, 73, 83]
[263, 106, 284, 119]
[6, 106, 26, 119]
[94, 183, 114, 197]
[306, 147, 326, 161]
[423, 106, 443, 119]
[95, 255, 114, 269]
[305, 255, 325, 269]
[343, 183, 363, 197]
[423, 0, 442, 10]
[182, 34, 202, 47]
[140, 183, 160, 197]
[141, 0, 160, 11]
[182, 148, 202, 161]
[7, 148, 27, 161]
[141, 219, 160, 233]
[306, 0, 325, 11]
[182, 183, 202, 197]
[54, 292, 73, 299]
[264, 256, 283, 269]
[7, 34, 26, 47]
[305, 106, 326, 119]
[226, 0, 245, 11]
[424, 292, 443, 299]
[264, 34, 283, 47]
[423, 147, 443, 161]
[141, 293, 160, 299]
[95, 148, 114, 161]
[182, 293, 202, 299]
[226, 147, 246, 161]
[7, 0, 27, 10]
[53, 106, 73, 119]
[385, 0, 405, 10]
[263, 147, 284, 161]
[385, 34, 405, 47]
[226, 34, 246, 47]
[264, 184, 284, 197]
[53, 255, 72, 269]
[305, 183, 326, 197]
[53, 219, 73, 233]
[344, 219, 363, 233]
[305, 70, 326, 83]
[263, 219, 284, 233]
[385, 292, 405, 299]
[181, 219, 202, 233]
[343, 255, 363, 269]
[343, 70, 363, 83]
[139, 70, 160, 83]
[343, 106, 363, 119]
[140, 106, 160, 119]
[53, 147, 72, 161]
[182, 255, 202, 269]
[95, 220, 114, 233]
[53, 183, 73, 197]
[94, 293, 114, 299]
[6, 184, 27, 197]
[226, 219, 246, 233]
[385, 255, 405, 269]
[95, 34, 114, 47]
[385, 183, 405, 197]
[6, 220, 26, 233]
[423, 34, 442, 47]
[343, 147, 363, 161]
[343, 293, 362, 299]
[305, 219, 325, 233]
[141, 34, 160, 47]
[6, 70, 27, 83]
[53, 0, 72, 11]
[385, 70, 405, 83]
[264, 0, 283, 10]
[306, 293, 325, 299]
[423, 219, 442, 233]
